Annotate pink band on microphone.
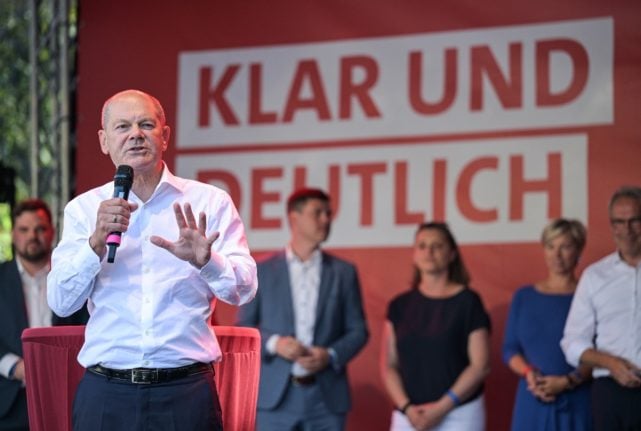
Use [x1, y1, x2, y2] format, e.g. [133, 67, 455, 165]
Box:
[106, 233, 121, 246]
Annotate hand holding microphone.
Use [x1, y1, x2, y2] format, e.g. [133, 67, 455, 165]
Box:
[106, 165, 134, 262]
[89, 165, 137, 261]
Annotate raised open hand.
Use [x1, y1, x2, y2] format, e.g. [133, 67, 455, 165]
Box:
[150, 202, 220, 268]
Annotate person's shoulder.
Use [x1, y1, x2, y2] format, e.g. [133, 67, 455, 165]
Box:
[389, 289, 415, 306]
[513, 284, 536, 299]
[0, 260, 19, 287]
[504, 285, 536, 308]
[257, 250, 286, 267]
[74, 182, 111, 199]
[0, 258, 16, 273]
[174, 175, 224, 194]
[321, 251, 356, 270]
[256, 251, 287, 285]
[582, 251, 618, 276]
[458, 287, 489, 308]
[461, 286, 484, 300]
[67, 183, 111, 207]
[171, 176, 237, 211]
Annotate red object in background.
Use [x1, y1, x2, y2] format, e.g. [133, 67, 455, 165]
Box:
[75, 2, 641, 429]
[21, 325, 261, 431]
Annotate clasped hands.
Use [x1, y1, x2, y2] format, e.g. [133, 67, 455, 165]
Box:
[275, 335, 329, 374]
[606, 356, 641, 389]
[11, 359, 26, 384]
[404, 399, 449, 431]
[525, 371, 569, 402]
[91, 199, 219, 268]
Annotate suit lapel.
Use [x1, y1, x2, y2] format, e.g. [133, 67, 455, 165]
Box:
[275, 252, 296, 331]
[3, 260, 29, 330]
[314, 252, 333, 335]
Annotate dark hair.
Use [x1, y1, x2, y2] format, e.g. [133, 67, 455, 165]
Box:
[608, 185, 641, 213]
[286, 188, 330, 213]
[12, 198, 52, 225]
[411, 222, 470, 288]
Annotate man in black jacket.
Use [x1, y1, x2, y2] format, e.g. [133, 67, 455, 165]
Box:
[0, 199, 88, 430]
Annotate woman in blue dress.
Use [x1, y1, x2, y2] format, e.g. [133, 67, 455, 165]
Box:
[503, 219, 592, 431]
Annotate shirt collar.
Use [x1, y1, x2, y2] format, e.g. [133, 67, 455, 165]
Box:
[613, 249, 641, 269]
[154, 162, 183, 193]
[15, 257, 50, 278]
[136, 162, 184, 202]
[286, 245, 322, 266]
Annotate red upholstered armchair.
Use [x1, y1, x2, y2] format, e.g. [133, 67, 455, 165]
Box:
[210, 325, 262, 430]
[21, 325, 261, 431]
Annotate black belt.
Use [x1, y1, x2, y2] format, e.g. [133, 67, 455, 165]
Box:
[291, 374, 316, 386]
[88, 362, 212, 384]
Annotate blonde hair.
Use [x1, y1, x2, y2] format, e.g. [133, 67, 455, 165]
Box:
[540, 218, 587, 252]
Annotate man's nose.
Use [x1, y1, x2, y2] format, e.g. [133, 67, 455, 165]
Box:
[130, 125, 145, 139]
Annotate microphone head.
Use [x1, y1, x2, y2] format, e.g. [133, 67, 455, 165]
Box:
[114, 165, 134, 188]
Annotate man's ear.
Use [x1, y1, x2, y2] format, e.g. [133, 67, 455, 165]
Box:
[98, 130, 109, 155]
[162, 125, 171, 151]
[287, 211, 296, 229]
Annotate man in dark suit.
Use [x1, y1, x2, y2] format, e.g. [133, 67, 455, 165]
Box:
[237, 188, 369, 430]
[0, 199, 88, 430]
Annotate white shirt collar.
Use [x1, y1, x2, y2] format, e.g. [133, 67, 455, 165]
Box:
[286, 245, 322, 265]
[15, 257, 50, 279]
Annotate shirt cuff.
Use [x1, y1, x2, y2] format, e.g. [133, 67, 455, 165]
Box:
[266, 335, 280, 356]
[564, 341, 591, 367]
[199, 253, 225, 280]
[328, 347, 340, 371]
[79, 238, 103, 270]
[0, 353, 21, 379]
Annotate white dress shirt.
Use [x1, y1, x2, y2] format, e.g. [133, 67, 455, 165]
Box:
[287, 247, 322, 377]
[265, 246, 322, 376]
[47, 165, 257, 369]
[17, 258, 52, 328]
[561, 251, 641, 377]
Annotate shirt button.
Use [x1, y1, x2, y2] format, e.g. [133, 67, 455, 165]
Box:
[143, 360, 150, 366]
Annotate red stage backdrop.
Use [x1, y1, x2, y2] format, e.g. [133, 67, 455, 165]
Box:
[75, 2, 641, 429]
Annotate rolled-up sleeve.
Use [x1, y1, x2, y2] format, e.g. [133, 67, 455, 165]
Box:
[201, 191, 257, 306]
[47, 201, 101, 317]
[561, 273, 596, 366]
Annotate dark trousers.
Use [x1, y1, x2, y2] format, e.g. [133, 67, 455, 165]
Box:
[592, 377, 641, 431]
[72, 368, 222, 431]
[257, 381, 345, 431]
[0, 388, 29, 431]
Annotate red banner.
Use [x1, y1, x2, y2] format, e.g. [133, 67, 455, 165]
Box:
[76, 2, 641, 429]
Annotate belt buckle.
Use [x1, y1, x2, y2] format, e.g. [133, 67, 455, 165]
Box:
[131, 368, 156, 384]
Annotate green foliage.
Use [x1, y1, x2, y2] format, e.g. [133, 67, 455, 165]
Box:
[0, 1, 31, 200]
[0, 1, 77, 204]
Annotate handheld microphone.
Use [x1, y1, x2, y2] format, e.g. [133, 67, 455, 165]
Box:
[107, 165, 134, 263]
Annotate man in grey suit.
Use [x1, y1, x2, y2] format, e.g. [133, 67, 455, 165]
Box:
[237, 188, 368, 430]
